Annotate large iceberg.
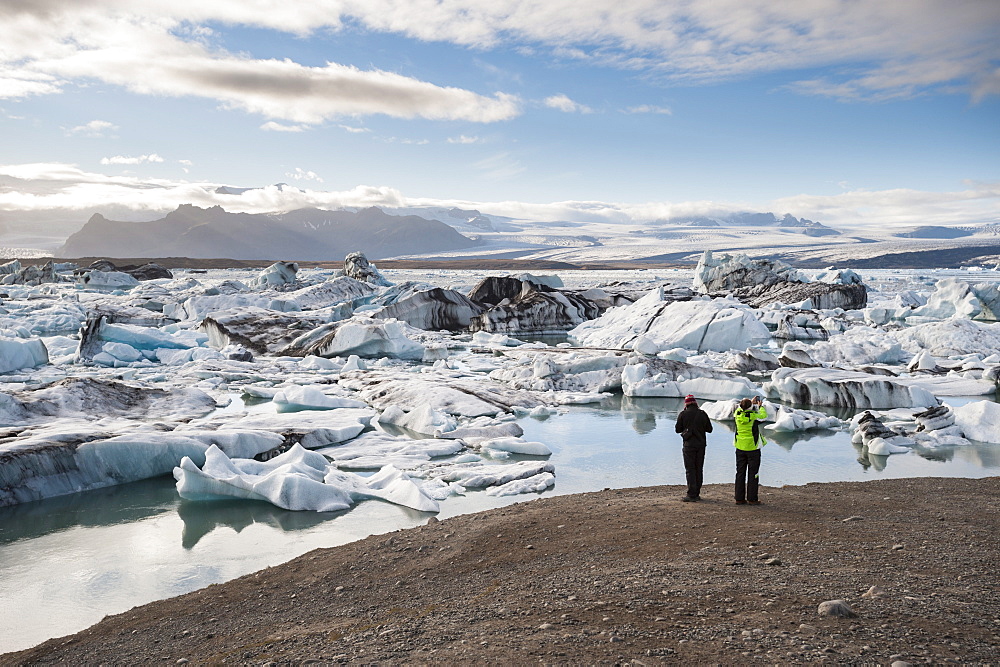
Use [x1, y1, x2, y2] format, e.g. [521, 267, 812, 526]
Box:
[570, 287, 770, 354]
[0, 337, 49, 373]
[694, 251, 867, 310]
[764, 367, 939, 409]
[910, 278, 1000, 321]
[1, 426, 283, 507]
[281, 317, 425, 360]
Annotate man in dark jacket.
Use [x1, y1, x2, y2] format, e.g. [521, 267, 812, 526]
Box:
[674, 394, 713, 502]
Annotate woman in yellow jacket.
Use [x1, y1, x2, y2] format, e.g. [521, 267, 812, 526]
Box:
[733, 396, 766, 505]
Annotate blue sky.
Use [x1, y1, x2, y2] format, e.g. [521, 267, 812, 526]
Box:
[0, 1, 998, 236]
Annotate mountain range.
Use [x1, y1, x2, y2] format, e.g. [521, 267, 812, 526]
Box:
[57, 205, 478, 260]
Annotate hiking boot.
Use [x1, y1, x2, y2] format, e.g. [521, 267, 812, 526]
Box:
[735, 500, 748, 504]
[681, 495, 699, 502]
[748, 500, 762, 505]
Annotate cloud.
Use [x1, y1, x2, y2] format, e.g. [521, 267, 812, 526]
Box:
[1, 162, 997, 233]
[473, 152, 526, 180]
[544, 94, 592, 113]
[286, 167, 323, 183]
[66, 119, 118, 137]
[338, 124, 370, 134]
[260, 121, 309, 132]
[100, 154, 164, 165]
[447, 135, 482, 144]
[623, 104, 672, 115]
[0, 7, 521, 125]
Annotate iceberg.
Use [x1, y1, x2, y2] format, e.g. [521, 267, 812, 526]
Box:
[316, 432, 465, 470]
[248, 261, 298, 288]
[570, 288, 770, 353]
[216, 409, 373, 449]
[1, 426, 283, 507]
[271, 385, 367, 412]
[281, 317, 425, 360]
[174, 444, 439, 513]
[0, 337, 48, 373]
[764, 368, 939, 409]
[621, 361, 756, 399]
[952, 401, 1000, 443]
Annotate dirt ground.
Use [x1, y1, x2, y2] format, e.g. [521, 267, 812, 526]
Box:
[5, 477, 999, 665]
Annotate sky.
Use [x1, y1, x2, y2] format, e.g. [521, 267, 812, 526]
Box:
[0, 0, 998, 244]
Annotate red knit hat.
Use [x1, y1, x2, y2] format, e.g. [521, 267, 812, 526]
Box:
[684, 394, 697, 405]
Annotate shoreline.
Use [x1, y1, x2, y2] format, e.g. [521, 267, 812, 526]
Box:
[5, 476, 999, 665]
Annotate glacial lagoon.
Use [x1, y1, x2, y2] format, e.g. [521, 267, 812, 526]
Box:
[1, 394, 998, 653]
[2, 265, 1000, 653]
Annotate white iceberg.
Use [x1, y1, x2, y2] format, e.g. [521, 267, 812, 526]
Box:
[272, 385, 367, 412]
[174, 444, 439, 513]
[0, 337, 48, 373]
[571, 288, 769, 353]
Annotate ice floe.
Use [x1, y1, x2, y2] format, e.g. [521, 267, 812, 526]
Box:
[174, 444, 439, 512]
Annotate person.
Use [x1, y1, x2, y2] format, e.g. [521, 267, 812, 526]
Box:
[733, 396, 767, 505]
[674, 394, 713, 502]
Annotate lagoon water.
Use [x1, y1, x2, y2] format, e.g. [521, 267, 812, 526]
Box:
[1, 395, 998, 653]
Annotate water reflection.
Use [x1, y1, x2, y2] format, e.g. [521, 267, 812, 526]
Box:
[0, 476, 178, 545]
[177, 499, 341, 549]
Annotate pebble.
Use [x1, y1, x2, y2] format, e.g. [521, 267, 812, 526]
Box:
[892, 544, 905, 551]
[764, 558, 782, 566]
[842, 516, 864, 522]
[890, 662, 913, 667]
[538, 623, 555, 630]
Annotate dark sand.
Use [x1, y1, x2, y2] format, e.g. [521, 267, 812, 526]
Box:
[5, 477, 999, 665]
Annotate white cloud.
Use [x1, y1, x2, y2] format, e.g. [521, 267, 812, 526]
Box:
[1, 162, 998, 236]
[473, 152, 526, 180]
[66, 119, 118, 137]
[544, 94, 592, 113]
[260, 121, 309, 132]
[178, 159, 193, 166]
[0, 6, 521, 125]
[623, 105, 672, 115]
[286, 167, 323, 183]
[100, 154, 164, 165]
[447, 135, 482, 144]
[338, 124, 370, 134]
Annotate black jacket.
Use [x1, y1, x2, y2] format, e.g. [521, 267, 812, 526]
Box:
[675, 404, 713, 447]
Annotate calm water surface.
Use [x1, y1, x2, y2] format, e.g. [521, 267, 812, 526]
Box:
[1, 396, 998, 653]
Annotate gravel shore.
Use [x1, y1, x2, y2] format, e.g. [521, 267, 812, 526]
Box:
[5, 476, 999, 665]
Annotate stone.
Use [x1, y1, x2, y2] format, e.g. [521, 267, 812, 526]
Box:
[817, 600, 857, 618]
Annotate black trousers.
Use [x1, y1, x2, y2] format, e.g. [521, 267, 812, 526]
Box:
[735, 448, 761, 502]
[682, 445, 706, 498]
